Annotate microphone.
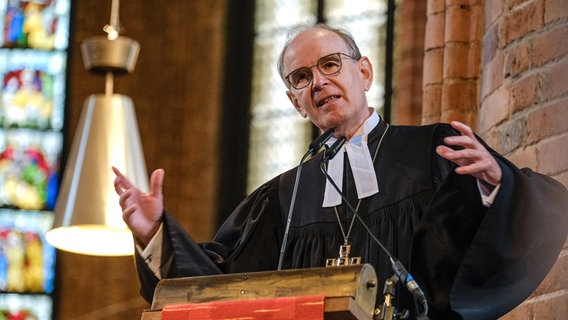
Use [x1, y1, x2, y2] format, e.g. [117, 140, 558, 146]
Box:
[277, 128, 335, 270]
[318, 159, 429, 318]
[391, 258, 428, 316]
[308, 128, 335, 155]
[322, 136, 346, 162]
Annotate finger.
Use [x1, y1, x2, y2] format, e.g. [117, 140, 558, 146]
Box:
[112, 166, 124, 178]
[117, 189, 131, 208]
[454, 163, 481, 175]
[114, 175, 134, 196]
[436, 145, 451, 159]
[443, 135, 478, 149]
[114, 177, 126, 195]
[112, 166, 134, 189]
[436, 145, 475, 161]
[450, 121, 475, 138]
[438, 147, 479, 175]
[437, 145, 483, 171]
[149, 168, 165, 198]
[122, 204, 137, 219]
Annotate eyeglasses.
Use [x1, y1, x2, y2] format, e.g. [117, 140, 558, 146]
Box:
[285, 52, 358, 90]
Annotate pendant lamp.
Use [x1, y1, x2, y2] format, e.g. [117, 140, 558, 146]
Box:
[46, 0, 147, 256]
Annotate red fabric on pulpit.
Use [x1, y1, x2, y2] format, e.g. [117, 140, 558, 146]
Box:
[160, 295, 325, 320]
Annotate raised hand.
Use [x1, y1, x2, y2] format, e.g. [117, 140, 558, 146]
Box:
[436, 121, 502, 186]
[113, 166, 165, 246]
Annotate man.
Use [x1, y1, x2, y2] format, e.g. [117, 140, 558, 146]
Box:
[113, 24, 568, 319]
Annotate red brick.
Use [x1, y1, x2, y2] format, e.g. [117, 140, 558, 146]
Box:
[533, 292, 568, 319]
[555, 171, 568, 189]
[502, 251, 568, 320]
[484, 0, 505, 30]
[444, 7, 471, 42]
[482, 23, 500, 64]
[537, 134, 568, 175]
[532, 24, 568, 67]
[511, 71, 540, 112]
[443, 42, 482, 79]
[445, 5, 475, 43]
[425, 12, 445, 50]
[428, 0, 446, 15]
[500, 0, 544, 45]
[478, 85, 511, 133]
[440, 110, 477, 127]
[481, 50, 505, 98]
[422, 84, 443, 120]
[545, 0, 568, 24]
[495, 117, 525, 154]
[470, 4, 484, 39]
[541, 57, 568, 102]
[478, 127, 499, 149]
[532, 253, 568, 296]
[507, 144, 538, 169]
[501, 302, 535, 320]
[526, 97, 568, 143]
[441, 79, 479, 112]
[423, 48, 444, 85]
[504, 40, 532, 78]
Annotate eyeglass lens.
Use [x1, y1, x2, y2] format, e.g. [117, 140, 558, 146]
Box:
[287, 53, 343, 89]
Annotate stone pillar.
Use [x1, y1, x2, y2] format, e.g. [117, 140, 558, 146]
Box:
[422, 0, 483, 126]
[392, 0, 427, 125]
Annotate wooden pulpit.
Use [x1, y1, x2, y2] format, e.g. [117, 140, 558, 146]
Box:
[141, 264, 378, 320]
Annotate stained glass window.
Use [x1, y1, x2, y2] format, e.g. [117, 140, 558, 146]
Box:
[0, 0, 70, 318]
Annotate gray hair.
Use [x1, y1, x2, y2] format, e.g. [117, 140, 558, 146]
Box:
[277, 23, 363, 88]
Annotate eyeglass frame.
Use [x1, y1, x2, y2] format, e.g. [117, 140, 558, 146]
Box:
[284, 52, 359, 90]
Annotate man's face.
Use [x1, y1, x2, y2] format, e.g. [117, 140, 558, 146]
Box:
[283, 29, 373, 138]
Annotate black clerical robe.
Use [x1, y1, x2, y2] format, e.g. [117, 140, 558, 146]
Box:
[135, 122, 568, 319]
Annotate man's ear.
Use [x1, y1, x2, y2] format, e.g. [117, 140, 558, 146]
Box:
[287, 90, 307, 118]
[359, 56, 374, 91]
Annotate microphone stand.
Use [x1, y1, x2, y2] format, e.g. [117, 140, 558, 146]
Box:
[277, 129, 334, 270]
[319, 141, 429, 319]
[380, 275, 410, 320]
[277, 150, 309, 271]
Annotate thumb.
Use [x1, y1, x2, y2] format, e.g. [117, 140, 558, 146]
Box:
[149, 168, 165, 198]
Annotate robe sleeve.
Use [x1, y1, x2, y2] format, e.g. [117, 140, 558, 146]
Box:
[134, 176, 283, 303]
[202, 175, 283, 274]
[411, 154, 568, 319]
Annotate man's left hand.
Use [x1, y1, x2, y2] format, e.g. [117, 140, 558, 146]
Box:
[436, 121, 502, 186]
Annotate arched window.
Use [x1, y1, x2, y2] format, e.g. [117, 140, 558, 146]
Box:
[247, 0, 393, 192]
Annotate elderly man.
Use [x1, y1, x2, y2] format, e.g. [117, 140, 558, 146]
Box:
[114, 24, 568, 319]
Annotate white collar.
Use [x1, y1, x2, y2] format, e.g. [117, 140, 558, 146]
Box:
[322, 111, 380, 207]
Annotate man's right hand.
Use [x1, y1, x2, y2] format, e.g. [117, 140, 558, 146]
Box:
[113, 166, 165, 246]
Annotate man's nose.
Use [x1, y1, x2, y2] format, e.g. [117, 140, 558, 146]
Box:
[311, 68, 330, 89]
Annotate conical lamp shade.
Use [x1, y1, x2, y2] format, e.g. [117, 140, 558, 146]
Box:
[46, 94, 148, 256]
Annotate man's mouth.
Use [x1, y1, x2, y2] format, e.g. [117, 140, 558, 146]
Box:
[317, 95, 340, 107]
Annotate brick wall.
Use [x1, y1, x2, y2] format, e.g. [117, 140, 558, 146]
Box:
[479, 0, 568, 318]
[414, 0, 568, 318]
